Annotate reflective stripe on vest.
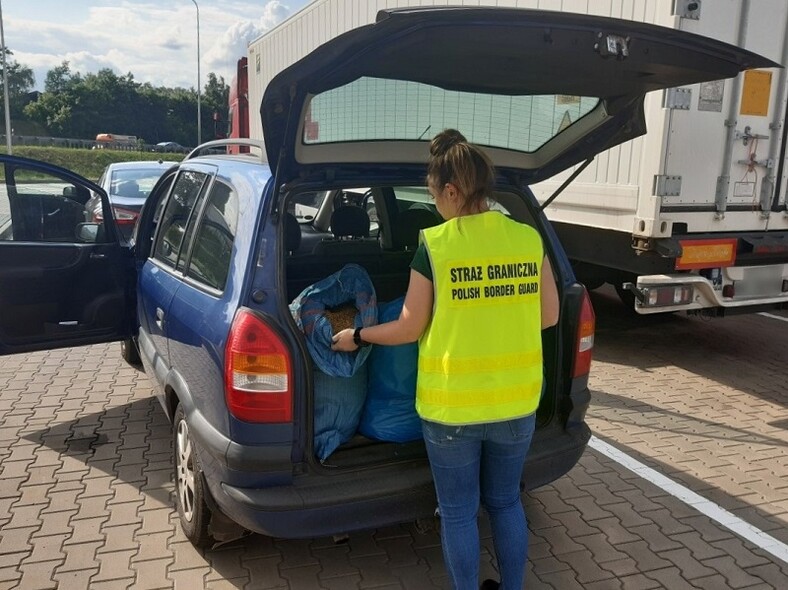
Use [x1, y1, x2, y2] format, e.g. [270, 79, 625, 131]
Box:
[416, 211, 544, 425]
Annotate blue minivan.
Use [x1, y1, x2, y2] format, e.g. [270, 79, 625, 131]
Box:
[0, 8, 773, 547]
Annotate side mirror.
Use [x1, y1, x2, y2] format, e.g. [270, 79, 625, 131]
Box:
[63, 186, 77, 198]
[76, 222, 101, 243]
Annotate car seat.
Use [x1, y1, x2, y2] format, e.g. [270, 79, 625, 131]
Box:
[115, 180, 141, 199]
[395, 207, 441, 250]
[284, 212, 302, 254]
[312, 206, 380, 256]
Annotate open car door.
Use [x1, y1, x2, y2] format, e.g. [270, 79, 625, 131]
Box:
[0, 155, 135, 355]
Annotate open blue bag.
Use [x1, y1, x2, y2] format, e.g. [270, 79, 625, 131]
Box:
[289, 263, 377, 377]
[359, 297, 422, 442]
[289, 264, 377, 460]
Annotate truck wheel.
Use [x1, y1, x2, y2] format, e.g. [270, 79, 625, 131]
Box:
[120, 338, 142, 369]
[173, 404, 212, 548]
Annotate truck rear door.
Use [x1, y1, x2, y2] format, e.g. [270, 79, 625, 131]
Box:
[660, 3, 786, 227]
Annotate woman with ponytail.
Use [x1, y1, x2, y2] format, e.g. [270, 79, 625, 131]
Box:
[334, 129, 560, 590]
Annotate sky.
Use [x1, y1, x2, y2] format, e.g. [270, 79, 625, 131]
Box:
[2, 0, 313, 91]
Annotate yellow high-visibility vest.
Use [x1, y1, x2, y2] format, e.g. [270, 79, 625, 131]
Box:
[416, 211, 544, 425]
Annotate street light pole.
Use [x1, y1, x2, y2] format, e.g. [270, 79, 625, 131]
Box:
[0, 0, 13, 154]
[190, 0, 201, 146]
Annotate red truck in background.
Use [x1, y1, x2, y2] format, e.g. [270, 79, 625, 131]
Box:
[227, 57, 249, 154]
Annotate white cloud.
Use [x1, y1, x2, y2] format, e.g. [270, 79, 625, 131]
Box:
[6, 1, 299, 91]
[203, 2, 290, 84]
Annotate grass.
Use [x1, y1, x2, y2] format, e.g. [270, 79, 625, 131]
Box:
[0, 146, 183, 182]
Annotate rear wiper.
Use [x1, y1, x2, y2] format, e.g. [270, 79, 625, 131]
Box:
[539, 156, 595, 211]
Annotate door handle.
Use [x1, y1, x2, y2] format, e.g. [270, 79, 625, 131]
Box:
[90, 252, 108, 260]
[155, 307, 165, 330]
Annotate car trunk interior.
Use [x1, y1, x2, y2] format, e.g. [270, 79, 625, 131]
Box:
[282, 184, 560, 467]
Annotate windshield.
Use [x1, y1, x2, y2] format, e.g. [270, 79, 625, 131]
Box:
[110, 168, 167, 198]
[304, 77, 599, 153]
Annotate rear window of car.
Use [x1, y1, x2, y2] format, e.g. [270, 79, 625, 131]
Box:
[110, 168, 168, 198]
[304, 76, 599, 153]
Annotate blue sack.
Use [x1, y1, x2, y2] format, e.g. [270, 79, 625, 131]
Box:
[313, 364, 367, 462]
[289, 263, 377, 377]
[359, 297, 422, 442]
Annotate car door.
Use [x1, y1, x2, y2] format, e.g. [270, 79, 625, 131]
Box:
[136, 167, 212, 376]
[0, 156, 134, 355]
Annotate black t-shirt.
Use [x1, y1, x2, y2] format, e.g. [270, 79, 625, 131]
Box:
[409, 243, 432, 281]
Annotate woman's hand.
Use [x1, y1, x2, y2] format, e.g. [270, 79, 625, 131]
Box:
[331, 328, 358, 352]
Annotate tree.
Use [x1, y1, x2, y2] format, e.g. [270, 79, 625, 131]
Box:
[0, 48, 36, 118]
[203, 73, 229, 139]
[25, 61, 81, 136]
[24, 60, 231, 146]
[44, 62, 75, 95]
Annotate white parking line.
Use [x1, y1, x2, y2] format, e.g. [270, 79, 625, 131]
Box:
[588, 436, 788, 565]
[759, 312, 788, 323]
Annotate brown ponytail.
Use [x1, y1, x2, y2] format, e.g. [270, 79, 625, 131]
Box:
[427, 129, 495, 215]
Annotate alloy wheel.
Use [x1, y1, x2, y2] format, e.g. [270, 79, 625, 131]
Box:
[176, 419, 196, 521]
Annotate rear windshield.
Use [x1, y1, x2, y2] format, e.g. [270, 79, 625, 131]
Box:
[304, 76, 599, 153]
[110, 168, 167, 198]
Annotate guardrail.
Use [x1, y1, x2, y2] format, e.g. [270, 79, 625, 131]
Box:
[0, 135, 190, 153]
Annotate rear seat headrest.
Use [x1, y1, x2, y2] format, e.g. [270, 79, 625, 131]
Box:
[284, 212, 302, 253]
[398, 207, 440, 249]
[331, 206, 370, 238]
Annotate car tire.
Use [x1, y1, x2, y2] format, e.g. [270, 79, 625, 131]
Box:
[120, 338, 143, 369]
[173, 404, 212, 548]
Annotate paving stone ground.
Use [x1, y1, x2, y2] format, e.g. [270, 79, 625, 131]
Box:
[0, 287, 786, 589]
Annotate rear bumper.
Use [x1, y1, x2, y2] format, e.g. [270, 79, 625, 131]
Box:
[634, 267, 788, 314]
[205, 423, 591, 539]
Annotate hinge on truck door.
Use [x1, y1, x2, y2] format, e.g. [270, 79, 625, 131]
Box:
[653, 175, 682, 197]
[673, 0, 701, 19]
[632, 237, 682, 257]
[663, 88, 692, 110]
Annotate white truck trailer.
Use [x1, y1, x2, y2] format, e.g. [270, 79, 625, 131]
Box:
[246, 0, 788, 315]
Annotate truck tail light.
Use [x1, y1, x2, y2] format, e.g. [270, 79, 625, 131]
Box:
[641, 284, 694, 307]
[225, 309, 293, 423]
[572, 289, 595, 378]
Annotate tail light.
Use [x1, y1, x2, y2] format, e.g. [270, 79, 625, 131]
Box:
[572, 289, 595, 378]
[225, 309, 293, 423]
[111, 206, 139, 225]
[93, 206, 139, 225]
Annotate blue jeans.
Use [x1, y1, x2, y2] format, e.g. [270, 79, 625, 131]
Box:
[422, 414, 536, 590]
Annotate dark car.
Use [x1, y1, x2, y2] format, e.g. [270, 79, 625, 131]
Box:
[0, 8, 774, 548]
[155, 141, 187, 153]
[87, 160, 175, 242]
